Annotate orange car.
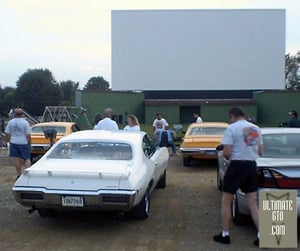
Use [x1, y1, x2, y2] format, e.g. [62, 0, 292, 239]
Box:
[31, 122, 80, 158]
[180, 122, 228, 166]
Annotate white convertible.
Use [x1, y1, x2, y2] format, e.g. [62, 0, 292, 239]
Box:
[12, 130, 169, 219]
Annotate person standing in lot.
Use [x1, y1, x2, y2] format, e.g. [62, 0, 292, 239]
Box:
[213, 107, 263, 246]
[193, 111, 203, 123]
[94, 108, 119, 131]
[287, 110, 300, 127]
[123, 114, 140, 131]
[152, 113, 169, 133]
[4, 108, 32, 179]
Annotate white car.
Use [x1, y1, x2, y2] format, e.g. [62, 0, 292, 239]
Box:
[217, 127, 300, 224]
[13, 130, 169, 219]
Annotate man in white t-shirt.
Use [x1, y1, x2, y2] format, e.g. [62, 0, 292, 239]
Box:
[152, 113, 168, 133]
[5, 108, 32, 179]
[213, 107, 263, 246]
[94, 108, 119, 131]
[193, 111, 203, 123]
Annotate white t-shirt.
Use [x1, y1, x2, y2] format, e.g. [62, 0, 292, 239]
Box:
[222, 119, 263, 161]
[5, 118, 31, 144]
[195, 116, 203, 123]
[123, 125, 140, 131]
[152, 118, 168, 130]
[95, 118, 119, 131]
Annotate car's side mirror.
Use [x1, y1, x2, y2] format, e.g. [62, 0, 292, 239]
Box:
[216, 144, 224, 151]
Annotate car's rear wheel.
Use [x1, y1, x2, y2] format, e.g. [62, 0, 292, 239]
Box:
[232, 194, 250, 225]
[37, 208, 56, 217]
[183, 157, 192, 167]
[132, 190, 150, 219]
[156, 170, 166, 188]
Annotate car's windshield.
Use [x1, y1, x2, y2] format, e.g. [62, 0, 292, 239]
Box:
[189, 127, 227, 136]
[48, 141, 133, 160]
[263, 133, 300, 158]
[32, 126, 66, 134]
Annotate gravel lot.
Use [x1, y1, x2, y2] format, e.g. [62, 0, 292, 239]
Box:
[0, 155, 298, 251]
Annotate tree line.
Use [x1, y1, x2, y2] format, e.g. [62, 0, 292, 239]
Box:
[0, 69, 110, 117]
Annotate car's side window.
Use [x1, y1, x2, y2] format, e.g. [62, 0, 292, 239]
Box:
[142, 135, 156, 158]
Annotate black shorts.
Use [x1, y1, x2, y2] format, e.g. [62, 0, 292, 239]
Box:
[222, 160, 258, 194]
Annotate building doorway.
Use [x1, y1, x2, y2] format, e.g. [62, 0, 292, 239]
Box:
[180, 106, 200, 124]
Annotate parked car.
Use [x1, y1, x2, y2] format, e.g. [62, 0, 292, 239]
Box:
[179, 122, 228, 166]
[30, 122, 80, 159]
[217, 127, 300, 224]
[13, 130, 169, 219]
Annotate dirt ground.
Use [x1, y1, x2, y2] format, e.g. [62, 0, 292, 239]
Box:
[0, 155, 298, 251]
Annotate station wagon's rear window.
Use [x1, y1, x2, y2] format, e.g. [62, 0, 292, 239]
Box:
[189, 127, 227, 136]
[48, 141, 132, 160]
[32, 126, 66, 134]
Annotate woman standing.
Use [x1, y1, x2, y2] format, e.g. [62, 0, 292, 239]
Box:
[123, 114, 140, 131]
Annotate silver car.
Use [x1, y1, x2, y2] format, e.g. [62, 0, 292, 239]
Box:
[217, 127, 300, 224]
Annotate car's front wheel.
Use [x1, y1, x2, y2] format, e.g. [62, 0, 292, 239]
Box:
[183, 157, 192, 167]
[132, 190, 150, 219]
[156, 170, 166, 188]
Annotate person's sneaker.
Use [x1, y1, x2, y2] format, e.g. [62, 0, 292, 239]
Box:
[213, 232, 230, 244]
[254, 238, 259, 246]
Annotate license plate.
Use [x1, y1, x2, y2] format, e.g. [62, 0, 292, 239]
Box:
[62, 195, 84, 207]
[205, 150, 216, 156]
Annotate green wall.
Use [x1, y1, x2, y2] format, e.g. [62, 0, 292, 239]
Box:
[201, 105, 257, 123]
[79, 91, 144, 128]
[145, 103, 257, 127]
[78, 90, 300, 129]
[254, 91, 300, 126]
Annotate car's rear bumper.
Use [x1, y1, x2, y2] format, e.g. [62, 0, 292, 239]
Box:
[180, 147, 217, 158]
[237, 189, 300, 217]
[12, 186, 137, 212]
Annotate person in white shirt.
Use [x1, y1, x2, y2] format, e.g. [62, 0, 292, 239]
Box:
[213, 107, 263, 246]
[193, 112, 203, 123]
[94, 108, 119, 131]
[5, 108, 31, 179]
[152, 113, 168, 134]
[123, 114, 140, 131]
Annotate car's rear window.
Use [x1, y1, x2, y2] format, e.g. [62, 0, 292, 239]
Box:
[189, 127, 227, 136]
[48, 141, 133, 160]
[263, 133, 300, 158]
[32, 126, 66, 134]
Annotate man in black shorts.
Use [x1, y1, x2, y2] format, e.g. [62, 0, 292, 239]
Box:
[213, 107, 263, 246]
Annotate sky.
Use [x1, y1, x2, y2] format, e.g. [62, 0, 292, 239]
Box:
[0, 0, 299, 89]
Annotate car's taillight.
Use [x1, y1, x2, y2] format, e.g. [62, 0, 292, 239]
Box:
[258, 168, 300, 189]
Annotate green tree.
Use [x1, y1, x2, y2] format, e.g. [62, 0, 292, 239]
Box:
[15, 69, 61, 116]
[0, 86, 16, 117]
[285, 51, 300, 90]
[83, 76, 110, 91]
[59, 80, 79, 105]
